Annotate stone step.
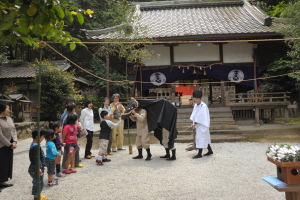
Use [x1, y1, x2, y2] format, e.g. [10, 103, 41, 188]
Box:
[177, 118, 234, 123]
[177, 107, 231, 112]
[175, 134, 248, 143]
[177, 116, 234, 120]
[177, 113, 233, 118]
[176, 125, 239, 133]
[177, 121, 236, 127]
[177, 108, 232, 114]
[209, 107, 232, 112]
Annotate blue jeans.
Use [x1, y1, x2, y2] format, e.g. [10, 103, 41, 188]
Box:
[28, 168, 44, 195]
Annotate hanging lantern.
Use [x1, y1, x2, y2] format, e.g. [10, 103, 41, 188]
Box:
[204, 68, 206, 75]
[182, 68, 185, 73]
[193, 67, 196, 74]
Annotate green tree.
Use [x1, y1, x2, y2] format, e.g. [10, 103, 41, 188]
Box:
[0, 46, 8, 66]
[0, 0, 93, 49]
[65, 0, 153, 99]
[261, 58, 298, 92]
[267, 1, 287, 17]
[87, 56, 132, 98]
[260, 0, 300, 101]
[279, 0, 300, 88]
[31, 60, 83, 121]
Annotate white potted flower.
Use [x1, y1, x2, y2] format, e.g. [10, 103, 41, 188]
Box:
[266, 144, 300, 162]
[266, 144, 300, 184]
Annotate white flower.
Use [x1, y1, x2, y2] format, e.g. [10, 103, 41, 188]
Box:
[267, 144, 300, 162]
[270, 148, 276, 154]
[288, 149, 296, 154]
[283, 148, 289, 154]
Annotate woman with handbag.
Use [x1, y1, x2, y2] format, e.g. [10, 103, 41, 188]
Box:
[0, 102, 17, 188]
[79, 99, 95, 159]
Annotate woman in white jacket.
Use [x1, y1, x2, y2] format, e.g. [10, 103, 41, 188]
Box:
[80, 99, 94, 159]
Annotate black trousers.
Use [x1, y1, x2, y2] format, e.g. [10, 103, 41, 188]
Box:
[85, 130, 93, 157]
[0, 145, 13, 183]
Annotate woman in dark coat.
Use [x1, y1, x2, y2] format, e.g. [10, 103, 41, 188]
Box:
[0, 102, 17, 188]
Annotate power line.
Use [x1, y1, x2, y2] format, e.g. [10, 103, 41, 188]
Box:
[43, 37, 300, 44]
[46, 43, 300, 85]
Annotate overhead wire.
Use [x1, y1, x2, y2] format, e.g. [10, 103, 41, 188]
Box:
[43, 37, 300, 44]
[45, 42, 300, 85]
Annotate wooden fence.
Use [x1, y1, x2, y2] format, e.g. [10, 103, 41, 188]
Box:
[226, 92, 290, 105]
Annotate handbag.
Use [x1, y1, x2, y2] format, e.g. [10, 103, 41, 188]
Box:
[77, 128, 88, 138]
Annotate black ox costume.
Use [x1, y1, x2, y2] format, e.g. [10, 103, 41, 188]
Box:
[124, 99, 178, 161]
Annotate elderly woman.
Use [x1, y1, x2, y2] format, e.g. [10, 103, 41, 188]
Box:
[110, 94, 125, 152]
[0, 102, 17, 188]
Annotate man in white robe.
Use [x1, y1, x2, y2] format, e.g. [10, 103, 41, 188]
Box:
[190, 91, 214, 159]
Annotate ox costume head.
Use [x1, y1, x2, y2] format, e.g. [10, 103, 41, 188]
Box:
[121, 98, 139, 119]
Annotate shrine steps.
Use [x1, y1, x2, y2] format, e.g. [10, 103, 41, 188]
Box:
[176, 106, 238, 135]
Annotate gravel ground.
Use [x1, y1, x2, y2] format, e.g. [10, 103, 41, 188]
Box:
[1, 139, 298, 200]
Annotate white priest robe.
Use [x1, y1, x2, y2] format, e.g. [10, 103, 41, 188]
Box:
[190, 101, 211, 149]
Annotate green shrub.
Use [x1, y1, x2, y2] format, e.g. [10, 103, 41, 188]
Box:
[31, 60, 83, 121]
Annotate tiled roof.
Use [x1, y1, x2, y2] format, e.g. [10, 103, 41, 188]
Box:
[84, 0, 288, 40]
[0, 60, 70, 79]
[73, 76, 94, 86]
[0, 60, 93, 86]
[0, 67, 35, 79]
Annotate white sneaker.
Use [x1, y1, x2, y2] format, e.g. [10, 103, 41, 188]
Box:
[52, 174, 58, 180]
[56, 172, 65, 177]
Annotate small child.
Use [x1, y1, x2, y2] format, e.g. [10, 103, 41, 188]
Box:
[28, 129, 48, 200]
[96, 110, 122, 165]
[62, 113, 79, 174]
[49, 121, 65, 178]
[45, 130, 60, 186]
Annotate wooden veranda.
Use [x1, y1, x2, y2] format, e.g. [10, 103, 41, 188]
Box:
[226, 91, 295, 126]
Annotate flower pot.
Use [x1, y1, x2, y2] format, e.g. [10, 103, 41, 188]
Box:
[267, 157, 300, 184]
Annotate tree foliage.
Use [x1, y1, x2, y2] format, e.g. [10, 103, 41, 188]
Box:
[86, 56, 132, 98]
[0, 0, 93, 50]
[66, 0, 154, 99]
[0, 46, 8, 66]
[31, 60, 83, 121]
[261, 58, 298, 92]
[279, 0, 300, 85]
[260, 0, 300, 98]
[267, 1, 287, 17]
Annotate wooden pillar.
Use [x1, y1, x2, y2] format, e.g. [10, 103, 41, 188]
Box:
[261, 109, 264, 119]
[209, 78, 213, 104]
[27, 80, 30, 98]
[285, 191, 300, 200]
[106, 54, 110, 98]
[171, 84, 175, 103]
[271, 109, 275, 124]
[253, 49, 258, 93]
[284, 107, 289, 124]
[225, 91, 230, 106]
[0, 79, 3, 94]
[221, 81, 225, 106]
[255, 106, 260, 126]
[140, 66, 143, 98]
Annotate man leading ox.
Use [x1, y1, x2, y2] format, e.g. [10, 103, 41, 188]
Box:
[190, 91, 214, 159]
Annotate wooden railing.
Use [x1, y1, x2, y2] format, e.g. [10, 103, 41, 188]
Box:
[225, 92, 290, 105]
